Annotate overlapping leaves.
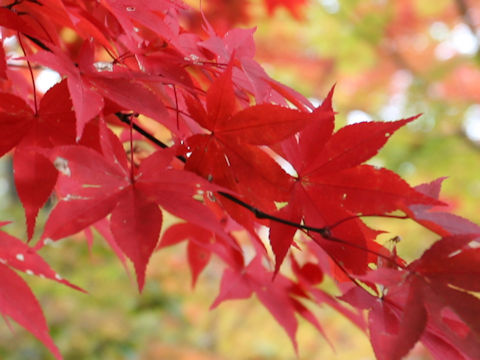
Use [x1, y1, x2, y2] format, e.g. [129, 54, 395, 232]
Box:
[42, 122, 224, 291]
[0, 1, 478, 360]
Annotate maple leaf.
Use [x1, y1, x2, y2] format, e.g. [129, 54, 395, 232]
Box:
[63, 2, 116, 53]
[110, 186, 162, 290]
[0, 8, 54, 48]
[0, 225, 83, 360]
[159, 224, 213, 288]
[0, 80, 79, 239]
[1, 1, 480, 359]
[29, 48, 105, 139]
[200, 27, 312, 108]
[160, 223, 244, 288]
[344, 256, 480, 360]
[0, 93, 33, 156]
[270, 88, 372, 275]
[0, 0, 113, 53]
[288, 253, 367, 344]
[387, 278, 428, 360]
[42, 122, 226, 291]
[339, 270, 428, 360]
[410, 234, 480, 291]
[185, 61, 313, 227]
[0, 265, 62, 359]
[290, 254, 324, 285]
[0, 228, 82, 291]
[296, 114, 438, 216]
[423, 283, 480, 358]
[408, 234, 480, 356]
[407, 178, 480, 236]
[269, 201, 302, 275]
[269, 88, 440, 275]
[85, 73, 172, 130]
[212, 249, 363, 352]
[102, 0, 183, 44]
[283, 98, 435, 212]
[211, 255, 300, 351]
[30, 39, 178, 137]
[89, 218, 131, 274]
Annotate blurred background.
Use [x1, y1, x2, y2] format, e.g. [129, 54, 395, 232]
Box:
[1, 0, 480, 359]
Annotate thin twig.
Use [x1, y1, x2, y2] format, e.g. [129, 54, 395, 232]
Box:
[172, 84, 180, 130]
[114, 113, 331, 235]
[115, 112, 187, 162]
[114, 112, 411, 254]
[128, 114, 135, 184]
[17, 32, 38, 114]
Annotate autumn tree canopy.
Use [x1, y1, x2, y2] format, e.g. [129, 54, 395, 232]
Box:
[0, 0, 480, 359]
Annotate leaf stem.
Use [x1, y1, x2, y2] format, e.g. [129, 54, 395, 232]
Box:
[172, 84, 180, 130]
[128, 114, 135, 184]
[17, 32, 38, 114]
[164, 105, 193, 118]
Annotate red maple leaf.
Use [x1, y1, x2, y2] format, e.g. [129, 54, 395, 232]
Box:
[0, 80, 80, 239]
[1, 1, 480, 359]
[184, 61, 317, 228]
[42, 121, 225, 291]
[0, 265, 62, 359]
[269, 87, 441, 275]
[211, 254, 301, 350]
[159, 222, 244, 287]
[0, 224, 82, 360]
[29, 41, 174, 140]
[339, 241, 480, 360]
[407, 178, 480, 236]
[29, 48, 104, 139]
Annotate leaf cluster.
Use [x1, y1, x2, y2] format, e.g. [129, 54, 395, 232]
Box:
[0, 1, 479, 359]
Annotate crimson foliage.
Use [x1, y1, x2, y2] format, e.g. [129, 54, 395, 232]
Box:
[0, 1, 479, 359]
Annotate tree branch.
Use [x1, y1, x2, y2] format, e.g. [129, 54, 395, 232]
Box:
[9, 31, 338, 242]
[114, 112, 333, 236]
[114, 111, 408, 268]
[10, 30, 406, 268]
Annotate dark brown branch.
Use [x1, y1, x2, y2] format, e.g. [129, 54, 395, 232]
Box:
[17, 32, 37, 113]
[114, 112, 410, 262]
[23, 34, 51, 52]
[115, 112, 187, 162]
[10, 32, 406, 266]
[0, 7, 52, 52]
[7, 12, 411, 293]
[114, 112, 331, 235]
[217, 191, 330, 237]
[4, 0, 22, 10]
